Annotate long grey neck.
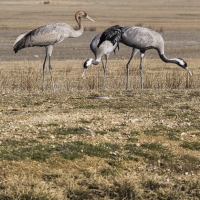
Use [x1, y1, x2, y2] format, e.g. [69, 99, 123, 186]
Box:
[159, 53, 179, 65]
[72, 19, 84, 38]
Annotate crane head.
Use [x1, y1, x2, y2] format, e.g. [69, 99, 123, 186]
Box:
[176, 58, 192, 76]
[82, 58, 93, 78]
[75, 11, 95, 23]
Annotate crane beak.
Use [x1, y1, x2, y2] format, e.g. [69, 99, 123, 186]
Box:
[185, 67, 192, 76]
[86, 15, 95, 22]
[82, 69, 87, 79]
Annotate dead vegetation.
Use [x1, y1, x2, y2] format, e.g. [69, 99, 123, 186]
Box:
[0, 0, 200, 199]
[0, 88, 200, 199]
[0, 59, 199, 93]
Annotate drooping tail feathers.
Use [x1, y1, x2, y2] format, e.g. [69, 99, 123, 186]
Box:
[13, 31, 31, 53]
[97, 25, 123, 48]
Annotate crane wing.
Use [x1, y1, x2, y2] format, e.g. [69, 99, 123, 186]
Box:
[27, 23, 67, 46]
[13, 23, 70, 53]
[97, 25, 123, 48]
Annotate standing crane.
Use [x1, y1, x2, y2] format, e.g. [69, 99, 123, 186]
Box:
[98, 25, 192, 89]
[82, 33, 119, 89]
[13, 10, 94, 92]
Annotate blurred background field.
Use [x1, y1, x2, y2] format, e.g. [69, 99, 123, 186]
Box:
[0, 0, 200, 91]
[0, 0, 200, 93]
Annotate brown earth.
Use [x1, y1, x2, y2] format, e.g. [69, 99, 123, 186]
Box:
[0, 0, 200, 199]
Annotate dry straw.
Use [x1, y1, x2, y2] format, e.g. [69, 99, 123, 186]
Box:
[0, 59, 198, 93]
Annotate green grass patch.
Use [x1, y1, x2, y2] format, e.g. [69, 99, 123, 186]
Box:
[100, 167, 119, 176]
[130, 130, 140, 136]
[18, 193, 52, 200]
[165, 110, 177, 117]
[106, 159, 124, 168]
[33, 101, 44, 106]
[0, 144, 53, 161]
[79, 118, 91, 124]
[141, 142, 167, 151]
[127, 137, 139, 143]
[56, 142, 121, 160]
[36, 123, 59, 127]
[143, 179, 163, 190]
[1, 139, 38, 147]
[109, 127, 120, 132]
[53, 127, 87, 136]
[128, 131, 140, 142]
[78, 169, 92, 178]
[181, 142, 200, 151]
[124, 144, 156, 161]
[192, 122, 200, 130]
[144, 125, 193, 141]
[167, 129, 182, 140]
[144, 125, 168, 136]
[0, 140, 121, 162]
[141, 142, 172, 160]
[179, 105, 191, 110]
[124, 142, 172, 161]
[178, 154, 200, 173]
[95, 130, 107, 135]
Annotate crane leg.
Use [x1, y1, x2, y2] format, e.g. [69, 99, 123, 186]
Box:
[126, 48, 139, 90]
[139, 52, 145, 89]
[42, 54, 47, 92]
[102, 55, 107, 90]
[49, 56, 55, 92]
[47, 45, 55, 92]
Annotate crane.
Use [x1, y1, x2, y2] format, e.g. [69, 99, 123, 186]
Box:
[13, 10, 94, 92]
[98, 25, 192, 89]
[82, 33, 119, 89]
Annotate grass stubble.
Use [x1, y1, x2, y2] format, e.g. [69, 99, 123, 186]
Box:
[0, 59, 200, 199]
[0, 0, 200, 199]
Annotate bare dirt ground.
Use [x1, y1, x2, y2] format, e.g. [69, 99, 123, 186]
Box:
[0, 0, 200, 199]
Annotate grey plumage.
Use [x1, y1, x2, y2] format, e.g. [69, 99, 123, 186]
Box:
[98, 25, 192, 89]
[13, 10, 94, 92]
[82, 33, 119, 89]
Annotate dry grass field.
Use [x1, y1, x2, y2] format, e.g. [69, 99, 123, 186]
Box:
[0, 0, 200, 199]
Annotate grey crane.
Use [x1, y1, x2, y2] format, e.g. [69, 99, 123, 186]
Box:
[13, 10, 94, 92]
[98, 25, 192, 89]
[82, 33, 119, 89]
